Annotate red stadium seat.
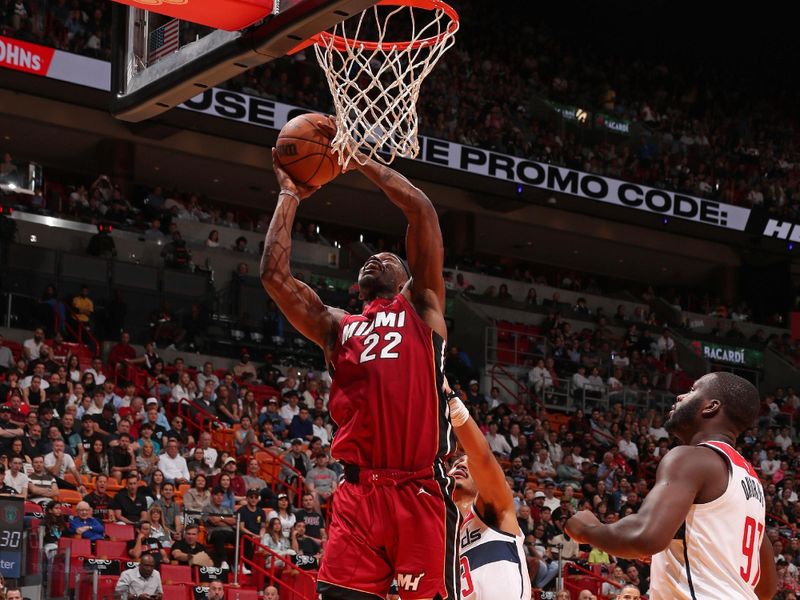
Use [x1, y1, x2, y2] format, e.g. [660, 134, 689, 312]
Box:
[59, 537, 92, 556]
[105, 523, 135, 541]
[95, 540, 129, 560]
[163, 583, 192, 600]
[160, 563, 194, 585]
[225, 587, 259, 600]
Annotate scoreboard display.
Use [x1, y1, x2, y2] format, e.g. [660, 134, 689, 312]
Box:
[0, 497, 24, 578]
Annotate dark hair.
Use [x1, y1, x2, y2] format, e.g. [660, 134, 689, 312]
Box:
[184, 524, 199, 533]
[211, 485, 226, 495]
[704, 372, 760, 433]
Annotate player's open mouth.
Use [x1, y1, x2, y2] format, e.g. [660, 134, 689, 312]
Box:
[450, 467, 467, 480]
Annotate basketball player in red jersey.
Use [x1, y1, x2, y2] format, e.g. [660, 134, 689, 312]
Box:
[566, 372, 776, 600]
[261, 118, 458, 600]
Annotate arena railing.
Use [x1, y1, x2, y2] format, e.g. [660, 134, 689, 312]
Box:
[238, 532, 318, 600]
[176, 402, 307, 503]
[561, 561, 632, 600]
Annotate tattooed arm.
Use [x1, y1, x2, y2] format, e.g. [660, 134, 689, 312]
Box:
[260, 149, 346, 353]
[354, 156, 446, 338]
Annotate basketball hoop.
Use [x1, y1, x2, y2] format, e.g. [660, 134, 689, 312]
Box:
[300, 0, 459, 168]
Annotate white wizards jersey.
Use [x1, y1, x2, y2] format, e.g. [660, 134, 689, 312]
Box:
[650, 441, 766, 600]
[459, 506, 531, 600]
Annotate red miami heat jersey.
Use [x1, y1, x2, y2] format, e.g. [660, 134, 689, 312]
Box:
[328, 293, 455, 472]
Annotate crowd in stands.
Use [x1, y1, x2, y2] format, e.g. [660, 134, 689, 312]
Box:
[4, 2, 800, 221]
[5, 318, 800, 599]
[0, 326, 336, 597]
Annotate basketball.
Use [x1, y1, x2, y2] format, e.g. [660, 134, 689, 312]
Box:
[275, 113, 341, 187]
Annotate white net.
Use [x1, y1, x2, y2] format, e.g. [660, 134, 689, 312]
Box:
[313, 1, 458, 169]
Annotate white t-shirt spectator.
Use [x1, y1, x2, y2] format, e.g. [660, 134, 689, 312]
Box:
[192, 447, 218, 471]
[20, 376, 49, 390]
[775, 433, 794, 452]
[649, 425, 669, 440]
[528, 366, 552, 392]
[571, 372, 589, 390]
[618, 438, 639, 461]
[44, 452, 76, 478]
[196, 372, 219, 391]
[486, 432, 511, 457]
[85, 368, 106, 386]
[656, 335, 675, 356]
[313, 423, 330, 446]
[760, 458, 781, 477]
[280, 404, 299, 426]
[23, 337, 42, 360]
[171, 383, 192, 405]
[158, 453, 190, 482]
[4, 471, 28, 495]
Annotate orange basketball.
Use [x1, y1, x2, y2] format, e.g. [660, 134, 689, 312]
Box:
[275, 113, 341, 187]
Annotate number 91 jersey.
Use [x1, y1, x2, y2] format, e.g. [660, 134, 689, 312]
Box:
[650, 441, 766, 600]
[327, 294, 455, 472]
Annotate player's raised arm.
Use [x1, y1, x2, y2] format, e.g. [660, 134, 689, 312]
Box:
[447, 386, 517, 531]
[260, 150, 346, 353]
[316, 117, 445, 313]
[354, 158, 444, 304]
[565, 445, 709, 558]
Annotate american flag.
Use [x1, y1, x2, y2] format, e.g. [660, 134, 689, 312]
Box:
[148, 19, 180, 64]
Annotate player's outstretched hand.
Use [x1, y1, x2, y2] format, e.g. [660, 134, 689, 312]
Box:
[271, 148, 320, 201]
[564, 509, 601, 544]
[316, 115, 366, 171]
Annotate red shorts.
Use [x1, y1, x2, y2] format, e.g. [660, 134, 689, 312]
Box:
[316, 467, 460, 599]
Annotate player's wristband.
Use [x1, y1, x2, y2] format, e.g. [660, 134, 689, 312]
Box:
[280, 189, 300, 205]
[447, 391, 469, 427]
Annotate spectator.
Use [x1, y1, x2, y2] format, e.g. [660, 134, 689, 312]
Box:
[261, 517, 293, 569]
[280, 390, 301, 425]
[237, 488, 267, 574]
[114, 554, 162, 599]
[112, 473, 148, 525]
[288, 406, 314, 442]
[183, 474, 211, 515]
[305, 453, 338, 509]
[44, 438, 86, 493]
[267, 493, 296, 539]
[83, 474, 114, 522]
[42, 500, 68, 559]
[153, 482, 182, 537]
[71, 284, 94, 328]
[23, 327, 45, 361]
[203, 485, 237, 569]
[157, 439, 190, 485]
[264, 585, 280, 600]
[68, 501, 105, 541]
[170, 523, 210, 566]
[127, 519, 169, 566]
[486, 421, 511, 457]
[294, 492, 327, 546]
[27, 455, 59, 505]
[3, 457, 28, 499]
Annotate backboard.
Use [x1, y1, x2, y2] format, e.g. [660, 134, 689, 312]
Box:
[110, 0, 378, 122]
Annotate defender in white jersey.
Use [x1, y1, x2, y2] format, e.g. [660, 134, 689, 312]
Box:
[566, 372, 777, 600]
[445, 381, 531, 600]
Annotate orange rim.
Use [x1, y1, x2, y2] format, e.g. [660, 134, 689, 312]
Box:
[309, 0, 458, 53]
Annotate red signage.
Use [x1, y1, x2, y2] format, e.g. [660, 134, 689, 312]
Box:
[0, 36, 55, 76]
[111, 0, 275, 31]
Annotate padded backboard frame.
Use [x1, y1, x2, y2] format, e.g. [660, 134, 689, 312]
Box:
[110, 0, 378, 122]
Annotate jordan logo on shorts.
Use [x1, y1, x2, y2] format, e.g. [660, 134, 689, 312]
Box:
[417, 487, 432, 497]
